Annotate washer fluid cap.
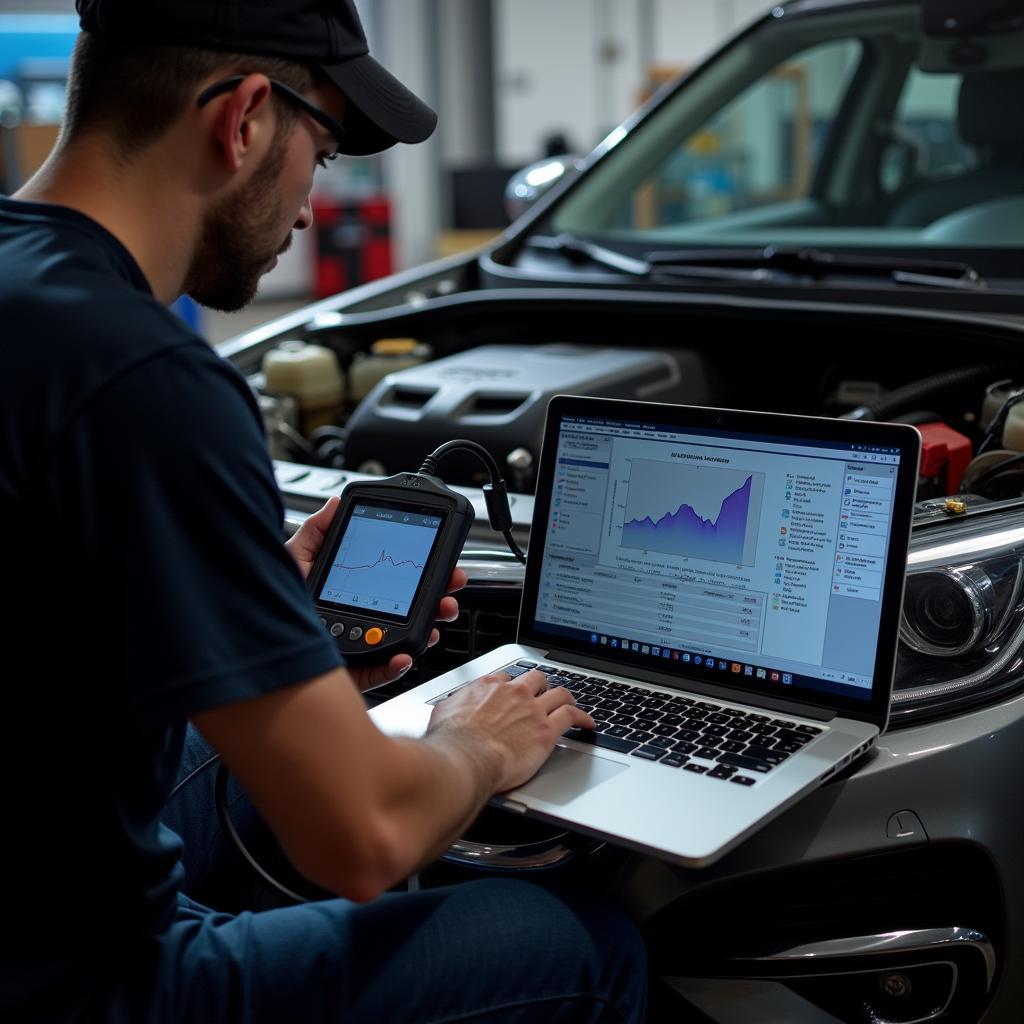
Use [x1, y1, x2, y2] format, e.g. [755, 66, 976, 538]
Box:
[372, 338, 424, 355]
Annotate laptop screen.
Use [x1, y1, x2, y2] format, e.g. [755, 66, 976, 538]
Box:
[520, 399, 919, 722]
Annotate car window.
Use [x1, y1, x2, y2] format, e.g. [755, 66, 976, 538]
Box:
[881, 68, 974, 191]
[546, 2, 1024, 262]
[618, 40, 861, 231]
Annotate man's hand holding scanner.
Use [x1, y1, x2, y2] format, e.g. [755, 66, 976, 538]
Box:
[287, 494, 466, 690]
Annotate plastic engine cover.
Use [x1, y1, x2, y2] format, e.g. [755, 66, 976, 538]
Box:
[343, 343, 716, 487]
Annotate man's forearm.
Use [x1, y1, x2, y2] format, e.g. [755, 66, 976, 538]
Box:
[377, 729, 502, 876]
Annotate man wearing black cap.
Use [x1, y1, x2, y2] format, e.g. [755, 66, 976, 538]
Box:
[0, 1, 647, 1022]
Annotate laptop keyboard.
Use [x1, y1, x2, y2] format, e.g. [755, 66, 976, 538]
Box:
[505, 662, 824, 787]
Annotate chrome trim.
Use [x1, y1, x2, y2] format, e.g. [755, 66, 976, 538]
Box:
[441, 832, 600, 870]
[728, 926, 995, 993]
[906, 507, 1024, 570]
[458, 553, 529, 587]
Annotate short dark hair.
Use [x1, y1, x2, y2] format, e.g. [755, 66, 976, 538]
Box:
[63, 32, 317, 157]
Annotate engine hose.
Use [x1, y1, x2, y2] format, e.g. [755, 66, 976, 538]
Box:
[843, 364, 1011, 422]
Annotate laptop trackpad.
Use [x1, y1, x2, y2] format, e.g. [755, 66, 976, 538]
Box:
[519, 746, 628, 806]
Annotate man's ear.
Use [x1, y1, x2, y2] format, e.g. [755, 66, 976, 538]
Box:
[206, 74, 276, 172]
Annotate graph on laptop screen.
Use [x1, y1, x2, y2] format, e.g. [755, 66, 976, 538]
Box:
[532, 413, 904, 702]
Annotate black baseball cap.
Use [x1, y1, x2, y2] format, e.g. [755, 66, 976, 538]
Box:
[76, 0, 437, 156]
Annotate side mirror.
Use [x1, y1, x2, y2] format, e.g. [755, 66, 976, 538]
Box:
[503, 154, 583, 222]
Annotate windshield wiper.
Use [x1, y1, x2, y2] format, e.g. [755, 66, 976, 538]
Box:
[526, 235, 988, 290]
[526, 233, 653, 276]
[526, 234, 774, 282]
[645, 245, 988, 290]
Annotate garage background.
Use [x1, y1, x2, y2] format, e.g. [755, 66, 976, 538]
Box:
[0, 0, 791, 338]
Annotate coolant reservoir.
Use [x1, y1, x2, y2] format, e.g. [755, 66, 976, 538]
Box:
[262, 339, 342, 434]
[983, 379, 1021, 430]
[1003, 403, 1024, 451]
[349, 338, 432, 402]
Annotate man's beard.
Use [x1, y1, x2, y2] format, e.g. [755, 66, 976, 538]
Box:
[184, 134, 292, 313]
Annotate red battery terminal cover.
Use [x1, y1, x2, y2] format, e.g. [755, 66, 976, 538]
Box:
[917, 422, 973, 495]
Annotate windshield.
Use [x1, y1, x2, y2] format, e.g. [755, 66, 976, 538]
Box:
[547, 2, 1024, 268]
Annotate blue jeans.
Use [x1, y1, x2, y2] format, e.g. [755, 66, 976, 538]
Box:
[97, 726, 648, 1023]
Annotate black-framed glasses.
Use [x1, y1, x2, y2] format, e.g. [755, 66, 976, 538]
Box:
[197, 75, 346, 158]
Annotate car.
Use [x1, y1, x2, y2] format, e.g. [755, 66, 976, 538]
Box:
[220, 1, 1024, 1020]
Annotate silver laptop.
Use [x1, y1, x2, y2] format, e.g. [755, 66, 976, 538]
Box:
[370, 396, 920, 867]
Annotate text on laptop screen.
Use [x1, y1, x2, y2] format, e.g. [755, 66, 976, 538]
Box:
[532, 414, 905, 703]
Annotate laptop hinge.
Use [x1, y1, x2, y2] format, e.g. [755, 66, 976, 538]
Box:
[544, 649, 838, 722]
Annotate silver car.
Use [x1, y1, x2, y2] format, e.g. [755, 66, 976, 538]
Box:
[225, 1, 1024, 1019]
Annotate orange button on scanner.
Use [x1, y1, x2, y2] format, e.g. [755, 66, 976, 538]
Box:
[364, 627, 384, 646]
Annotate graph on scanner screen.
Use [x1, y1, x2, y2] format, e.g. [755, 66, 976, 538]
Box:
[321, 510, 438, 614]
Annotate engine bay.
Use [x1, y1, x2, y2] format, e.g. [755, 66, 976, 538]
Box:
[246, 297, 1024, 498]
[238, 293, 1024, 725]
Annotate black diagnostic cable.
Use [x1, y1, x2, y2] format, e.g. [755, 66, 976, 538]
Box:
[215, 760, 312, 904]
[419, 439, 527, 565]
[167, 753, 221, 801]
[213, 440, 526, 902]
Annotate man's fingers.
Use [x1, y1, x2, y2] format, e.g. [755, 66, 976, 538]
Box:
[480, 670, 511, 683]
[573, 707, 597, 730]
[310, 494, 340, 531]
[390, 654, 413, 678]
[548, 704, 596, 734]
[286, 496, 340, 572]
[359, 653, 411, 690]
[436, 595, 460, 623]
[425, 570, 468, 645]
[517, 669, 551, 696]
[535, 683, 577, 713]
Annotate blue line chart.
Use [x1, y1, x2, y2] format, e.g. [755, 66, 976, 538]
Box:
[621, 460, 763, 566]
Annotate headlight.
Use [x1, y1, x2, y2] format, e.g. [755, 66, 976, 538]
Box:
[893, 509, 1024, 723]
[901, 567, 993, 656]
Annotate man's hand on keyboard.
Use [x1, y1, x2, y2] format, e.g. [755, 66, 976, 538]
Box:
[427, 669, 596, 794]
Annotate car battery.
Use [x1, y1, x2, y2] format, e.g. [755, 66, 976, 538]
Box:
[342, 343, 717, 489]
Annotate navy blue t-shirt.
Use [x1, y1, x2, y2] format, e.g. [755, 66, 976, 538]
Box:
[0, 197, 342, 1015]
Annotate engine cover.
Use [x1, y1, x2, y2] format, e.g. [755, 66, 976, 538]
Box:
[343, 343, 717, 488]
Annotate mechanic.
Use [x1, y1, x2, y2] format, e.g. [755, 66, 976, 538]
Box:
[0, 1, 647, 1021]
